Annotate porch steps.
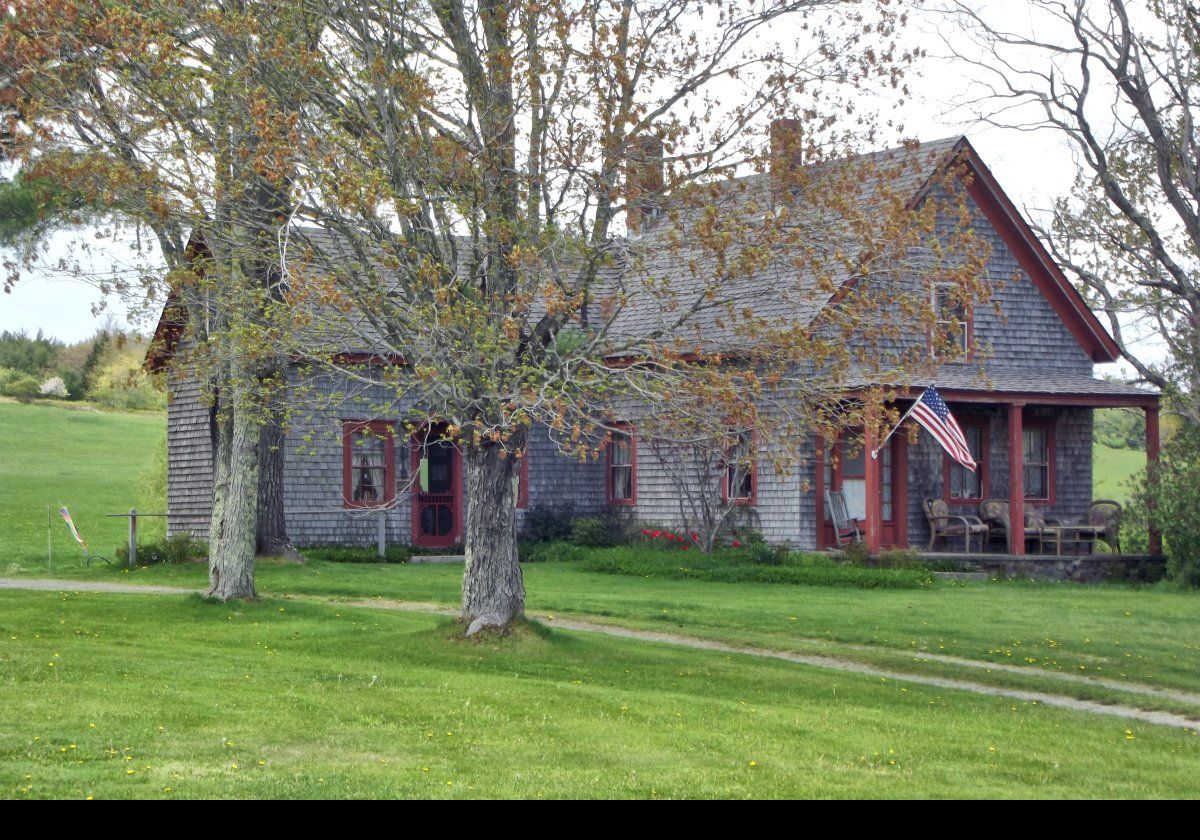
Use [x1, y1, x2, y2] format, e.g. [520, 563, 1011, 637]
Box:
[408, 554, 464, 564]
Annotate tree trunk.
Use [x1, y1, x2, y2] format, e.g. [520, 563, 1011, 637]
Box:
[460, 439, 524, 635]
[256, 375, 297, 559]
[207, 371, 259, 601]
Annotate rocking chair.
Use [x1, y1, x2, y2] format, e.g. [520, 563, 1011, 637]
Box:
[825, 490, 862, 548]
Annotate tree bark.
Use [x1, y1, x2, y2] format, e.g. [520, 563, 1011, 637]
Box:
[256, 375, 297, 559]
[461, 439, 525, 635]
[207, 367, 260, 601]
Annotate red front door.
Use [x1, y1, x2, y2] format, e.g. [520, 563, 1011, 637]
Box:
[411, 426, 462, 548]
[820, 430, 907, 549]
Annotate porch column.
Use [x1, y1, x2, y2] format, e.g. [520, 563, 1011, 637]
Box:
[864, 423, 882, 555]
[1146, 404, 1162, 555]
[1007, 403, 1025, 555]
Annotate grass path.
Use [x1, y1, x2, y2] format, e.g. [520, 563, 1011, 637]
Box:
[4, 577, 1196, 732]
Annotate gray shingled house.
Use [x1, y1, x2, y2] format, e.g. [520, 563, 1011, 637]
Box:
[148, 134, 1161, 558]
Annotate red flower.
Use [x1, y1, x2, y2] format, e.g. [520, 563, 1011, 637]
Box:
[732, 539, 742, 548]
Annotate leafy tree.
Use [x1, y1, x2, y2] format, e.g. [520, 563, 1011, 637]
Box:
[0, 0, 321, 596]
[1094, 407, 1146, 450]
[1130, 425, 1200, 585]
[277, 0, 986, 632]
[942, 0, 1200, 423]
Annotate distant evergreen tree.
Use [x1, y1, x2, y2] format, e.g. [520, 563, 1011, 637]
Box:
[0, 329, 62, 374]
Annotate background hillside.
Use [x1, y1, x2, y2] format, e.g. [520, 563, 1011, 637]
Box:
[0, 400, 165, 567]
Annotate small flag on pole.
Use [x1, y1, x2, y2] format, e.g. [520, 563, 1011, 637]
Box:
[58, 507, 89, 552]
[909, 386, 977, 472]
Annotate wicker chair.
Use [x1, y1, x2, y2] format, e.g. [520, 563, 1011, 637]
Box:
[1087, 500, 1122, 554]
[923, 498, 989, 552]
[978, 500, 1057, 553]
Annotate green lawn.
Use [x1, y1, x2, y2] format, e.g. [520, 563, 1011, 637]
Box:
[0, 400, 166, 567]
[1094, 443, 1146, 503]
[2, 402, 1199, 797]
[3, 589, 1198, 799]
[15, 557, 1200, 702]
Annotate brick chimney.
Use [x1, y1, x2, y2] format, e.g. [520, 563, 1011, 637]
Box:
[625, 134, 664, 235]
[770, 118, 803, 190]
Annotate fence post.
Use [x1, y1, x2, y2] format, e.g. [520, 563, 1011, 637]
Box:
[129, 508, 137, 569]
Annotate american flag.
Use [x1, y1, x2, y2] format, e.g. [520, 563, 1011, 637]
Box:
[909, 387, 977, 472]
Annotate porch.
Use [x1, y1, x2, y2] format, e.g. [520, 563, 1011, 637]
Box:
[815, 371, 1163, 558]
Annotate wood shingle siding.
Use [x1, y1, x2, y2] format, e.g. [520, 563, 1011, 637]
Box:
[165, 367, 214, 539]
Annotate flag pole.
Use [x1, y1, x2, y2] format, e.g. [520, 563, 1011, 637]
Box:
[871, 386, 928, 459]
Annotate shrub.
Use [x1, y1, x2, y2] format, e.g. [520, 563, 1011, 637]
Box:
[519, 541, 585, 563]
[875, 547, 925, 569]
[745, 541, 790, 566]
[39, 375, 69, 398]
[522, 503, 575, 543]
[1132, 425, 1200, 586]
[88, 343, 166, 410]
[301, 545, 412, 563]
[2, 374, 42, 401]
[577, 544, 933, 589]
[840, 542, 871, 567]
[116, 534, 207, 565]
[571, 507, 636, 548]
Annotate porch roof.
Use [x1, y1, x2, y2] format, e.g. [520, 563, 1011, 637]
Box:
[845, 364, 1159, 408]
[930, 366, 1159, 407]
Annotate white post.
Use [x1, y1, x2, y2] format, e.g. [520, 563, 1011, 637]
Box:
[47, 505, 52, 570]
[376, 510, 386, 559]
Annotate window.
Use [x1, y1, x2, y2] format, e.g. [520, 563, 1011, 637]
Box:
[723, 430, 756, 504]
[946, 422, 987, 502]
[932, 283, 970, 358]
[343, 420, 396, 507]
[1022, 425, 1053, 501]
[606, 424, 636, 505]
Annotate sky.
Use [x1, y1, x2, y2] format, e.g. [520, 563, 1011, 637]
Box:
[0, 4, 1166, 380]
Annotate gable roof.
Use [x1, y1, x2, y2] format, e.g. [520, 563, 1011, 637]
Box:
[941, 138, 1121, 364]
[595, 137, 966, 347]
[148, 135, 1123, 371]
[597, 136, 1121, 363]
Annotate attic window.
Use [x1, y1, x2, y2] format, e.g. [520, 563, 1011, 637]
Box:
[932, 283, 970, 358]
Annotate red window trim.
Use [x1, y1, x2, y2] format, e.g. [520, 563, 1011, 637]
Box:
[605, 422, 637, 506]
[342, 419, 397, 508]
[517, 451, 530, 509]
[942, 419, 988, 504]
[1021, 419, 1056, 504]
[927, 282, 975, 362]
[721, 429, 758, 506]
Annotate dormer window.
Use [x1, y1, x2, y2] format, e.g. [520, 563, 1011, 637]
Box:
[932, 283, 970, 359]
